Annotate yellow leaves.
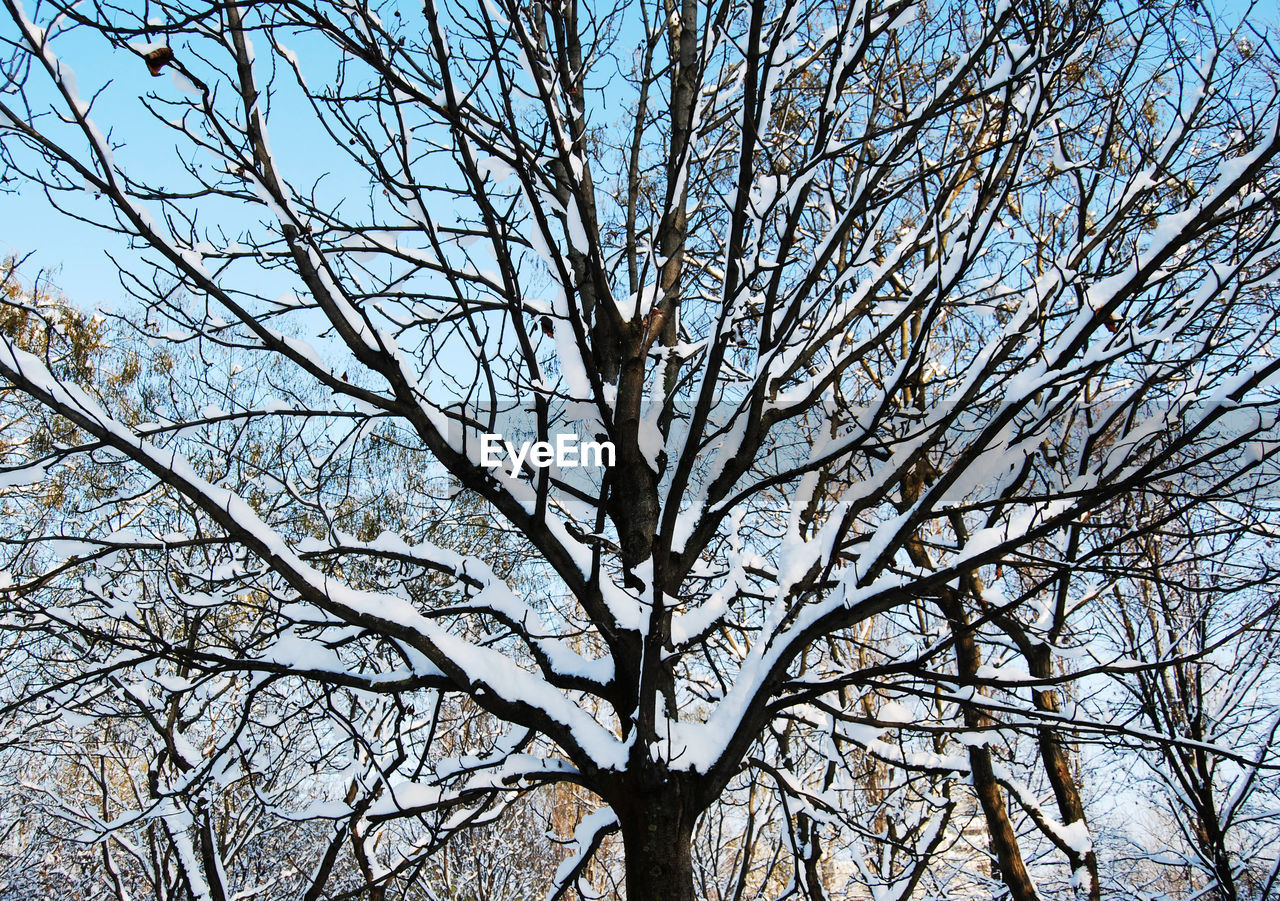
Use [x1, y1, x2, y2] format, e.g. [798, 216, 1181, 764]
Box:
[109, 351, 142, 388]
[356, 511, 382, 542]
[0, 257, 108, 385]
[151, 350, 175, 375]
[1142, 98, 1159, 129]
[41, 475, 67, 509]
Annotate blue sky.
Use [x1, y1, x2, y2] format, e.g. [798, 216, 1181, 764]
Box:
[0, 15, 344, 311]
[2, 0, 1274, 312]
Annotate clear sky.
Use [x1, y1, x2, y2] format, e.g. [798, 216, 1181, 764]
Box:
[0, 16, 339, 312]
[2, 0, 1274, 312]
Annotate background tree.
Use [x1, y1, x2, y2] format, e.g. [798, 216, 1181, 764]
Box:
[2, 0, 1280, 899]
[1096, 500, 1280, 901]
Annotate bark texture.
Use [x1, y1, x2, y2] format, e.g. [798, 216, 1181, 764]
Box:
[616, 783, 699, 901]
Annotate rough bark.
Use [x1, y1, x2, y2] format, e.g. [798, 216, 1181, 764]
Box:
[615, 781, 700, 901]
[1028, 644, 1101, 901]
[942, 592, 1039, 901]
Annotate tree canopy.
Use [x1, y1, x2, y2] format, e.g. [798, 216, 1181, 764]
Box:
[2, 0, 1279, 898]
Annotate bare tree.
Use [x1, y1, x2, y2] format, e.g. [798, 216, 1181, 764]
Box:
[2, 0, 1280, 898]
[1097, 501, 1280, 901]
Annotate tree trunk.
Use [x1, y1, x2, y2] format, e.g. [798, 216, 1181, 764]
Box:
[617, 789, 699, 901]
[939, 591, 1039, 901]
